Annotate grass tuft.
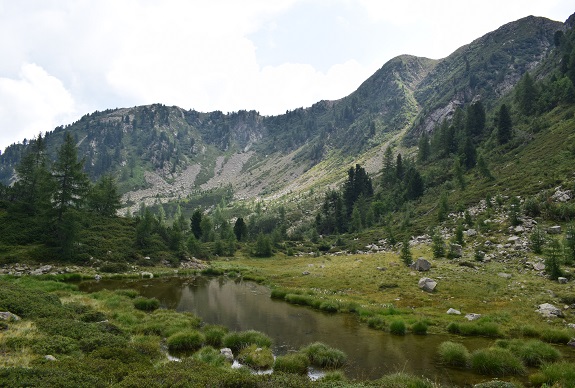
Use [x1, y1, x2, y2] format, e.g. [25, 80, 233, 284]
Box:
[437, 341, 470, 367]
[301, 342, 347, 369]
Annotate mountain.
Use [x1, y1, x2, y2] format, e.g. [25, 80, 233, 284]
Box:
[0, 14, 569, 217]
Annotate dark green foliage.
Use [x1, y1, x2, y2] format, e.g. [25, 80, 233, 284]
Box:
[301, 342, 347, 369]
[373, 373, 435, 388]
[254, 233, 273, 257]
[494, 339, 561, 367]
[273, 353, 310, 375]
[99, 262, 129, 273]
[437, 341, 470, 367]
[0, 280, 70, 319]
[87, 175, 121, 217]
[470, 347, 526, 376]
[400, 238, 412, 266]
[190, 209, 203, 240]
[545, 238, 564, 280]
[411, 320, 428, 335]
[192, 346, 227, 367]
[438, 191, 449, 222]
[222, 330, 273, 352]
[529, 225, 546, 254]
[202, 325, 228, 348]
[537, 361, 575, 388]
[446, 321, 502, 337]
[515, 72, 538, 116]
[497, 104, 512, 144]
[32, 335, 79, 355]
[167, 330, 205, 352]
[133, 297, 160, 311]
[238, 345, 274, 369]
[417, 132, 430, 163]
[539, 328, 572, 344]
[233, 217, 248, 241]
[389, 319, 406, 335]
[431, 228, 446, 258]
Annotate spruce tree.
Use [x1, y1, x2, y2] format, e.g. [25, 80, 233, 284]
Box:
[497, 104, 512, 144]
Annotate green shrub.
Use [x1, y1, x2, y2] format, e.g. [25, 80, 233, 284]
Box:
[374, 372, 435, 388]
[470, 348, 526, 376]
[536, 361, 575, 388]
[270, 288, 288, 300]
[318, 370, 347, 383]
[447, 321, 502, 337]
[238, 345, 274, 369]
[284, 293, 314, 306]
[318, 300, 340, 313]
[301, 342, 347, 369]
[80, 310, 107, 323]
[447, 322, 460, 334]
[32, 335, 79, 355]
[133, 297, 160, 312]
[200, 267, 224, 276]
[203, 325, 228, 348]
[0, 322, 7, 331]
[99, 262, 129, 273]
[389, 320, 406, 335]
[411, 321, 428, 335]
[273, 353, 310, 375]
[518, 324, 540, 338]
[0, 281, 70, 319]
[437, 341, 470, 367]
[367, 315, 386, 330]
[114, 289, 139, 299]
[222, 330, 272, 352]
[495, 339, 561, 367]
[89, 345, 149, 364]
[192, 346, 228, 367]
[167, 330, 205, 352]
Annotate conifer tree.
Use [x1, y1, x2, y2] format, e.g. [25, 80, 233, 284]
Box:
[497, 104, 512, 144]
[233, 217, 248, 242]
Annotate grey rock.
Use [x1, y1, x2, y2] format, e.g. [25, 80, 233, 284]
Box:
[302, 271, 310, 276]
[94, 274, 102, 281]
[507, 236, 520, 244]
[537, 303, 564, 318]
[450, 244, 463, 258]
[447, 308, 461, 315]
[548, 225, 562, 234]
[498, 273, 512, 279]
[465, 313, 482, 321]
[533, 262, 545, 271]
[220, 348, 234, 363]
[376, 267, 386, 271]
[44, 355, 57, 361]
[465, 229, 477, 237]
[410, 258, 432, 272]
[0, 312, 21, 321]
[558, 277, 568, 284]
[418, 277, 437, 293]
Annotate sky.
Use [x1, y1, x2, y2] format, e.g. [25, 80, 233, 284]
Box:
[0, 0, 573, 152]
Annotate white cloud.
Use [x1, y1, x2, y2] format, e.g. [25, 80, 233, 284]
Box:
[0, 63, 77, 148]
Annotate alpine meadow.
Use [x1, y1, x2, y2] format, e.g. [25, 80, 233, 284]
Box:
[2, 11, 575, 388]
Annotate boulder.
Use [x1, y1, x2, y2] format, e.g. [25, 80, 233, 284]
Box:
[450, 244, 463, 258]
[465, 313, 482, 321]
[410, 258, 432, 272]
[533, 262, 545, 271]
[537, 303, 564, 318]
[44, 355, 57, 361]
[558, 277, 568, 284]
[94, 274, 102, 281]
[418, 277, 437, 293]
[548, 225, 562, 234]
[220, 348, 234, 363]
[0, 312, 21, 321]
[447, 308, 461, 315]
[498, 273, 512, 280]
[465, 229, 477, 237]
[302, 271, 310, 276]
[507, 236, 520, 244]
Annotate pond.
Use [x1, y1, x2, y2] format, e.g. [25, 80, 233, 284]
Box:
[78, 275, 566, 385]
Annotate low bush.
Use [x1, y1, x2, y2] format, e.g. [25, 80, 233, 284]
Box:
[495, 339, 561, 367]
[411, 321, 428, 335]
[389, 320, 406, 335]
[80, 310, 107, 323]
[446, 321, 502, 337]
[133, 297, 160, 312]
[540, 328, 572, 344]
[367, 315, 386, 330]
[192, 346, 228, 367]
[115, 289, 139, 299]
[374, 372, 435, 388]
[535, 361, 575, 387]
[273, 353, 310, 375]
[318, 300, 339, 313]
[270, 288, 288, 300]
[31, 335, 79, 355]
[284, 293, 314, 306]
[167, 330, 205, 352]
[99, 262, 129, 273]
[301, 342, 347, 369]
[437, 341, 470, 367]
[203, 325, 228, 348]
[222, 330, 272, 352]
[200, 267, 224, 276]
[238, 345, 274, 369]
[470, 348, 526, 376]
[318, 370, 347, 383]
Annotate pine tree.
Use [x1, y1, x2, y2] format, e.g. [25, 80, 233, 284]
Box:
[515, 72, 538, 116]
[233, 217, 247, 241]
[190, 209, 203, 239]
[400, 237, 413, 266]
[52, 133, 90, 220]
[417, 132, 430, 163]
[497, 104, 512, 144]
[87, 175, 121, 217]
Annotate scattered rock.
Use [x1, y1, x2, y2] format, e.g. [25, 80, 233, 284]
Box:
[465, 313, 482, 321]
[465, 229, 477, 237]
[568, 339, 575, 347]
[418, 277, 437, 293]
[220, 348, 234, 363]
[498, 273, 512, 279]
[94, 274, 102, 281]
[533, 262, 545, 271]
[450, 244, 463, 258]
[410, 258, 432, 272]
[302, 271, 310, 276]
[376, 267, 386, 271]
[548, 225, 562, 234]
[536, 303, 564, 318]
[447, 308, 461, 315]
[558, 277, 568, 284]
[507, 236, 520, 244]
[44, 355, 57, 361]
[0, 312, 21, 321]
[514, 226, 525, 233]
[551, 187, 572, 202]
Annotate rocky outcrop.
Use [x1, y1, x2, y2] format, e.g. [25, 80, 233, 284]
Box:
[418, 277, 437, 292]
[410, 258, 431, 272]
[536, 303, 564, 318]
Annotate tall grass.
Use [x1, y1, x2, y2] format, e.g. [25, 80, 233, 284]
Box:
[437, 341, 470, 367]
[301, 342, 347, 369]
[222, 330, 272, 352]
[470, 347, 526, 376]
[166, 330, 205, 352]
[495, 339, 561, 367]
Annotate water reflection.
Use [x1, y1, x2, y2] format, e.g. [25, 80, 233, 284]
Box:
[79, 276, 572, 385]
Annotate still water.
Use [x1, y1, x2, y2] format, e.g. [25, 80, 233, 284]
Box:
[79, 276, 534, 385]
